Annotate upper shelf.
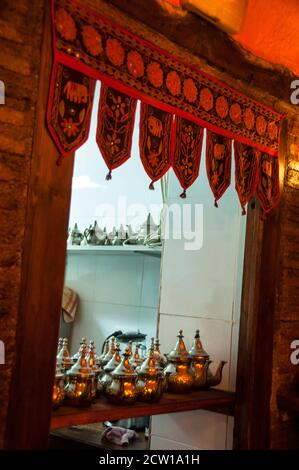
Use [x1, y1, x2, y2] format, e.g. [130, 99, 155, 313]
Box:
[51, 389, 235, 430]
[67, 245, 162, 257]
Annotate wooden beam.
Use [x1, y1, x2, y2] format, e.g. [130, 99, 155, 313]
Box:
[5, 1, 74, 449]
[234, 123, 287, 449]
[105, 0, 296, 107]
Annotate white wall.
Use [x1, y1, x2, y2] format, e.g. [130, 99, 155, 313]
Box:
[150, 133, 246, 450]
[64, 251, 161, 355]
[64, 81, 164, 355]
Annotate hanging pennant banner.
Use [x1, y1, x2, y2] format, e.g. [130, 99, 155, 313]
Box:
[52, 0, 283, 157]
[96, 84, 137, 178]
[206, 131, 232, 206]
[47, 0, 283, 215]
[47, 62, 95, 156]
[234, 142, 258, 214]
[256, 153, 280, 215]
[173, 117, 204, 197]
[139, 103, 173, 188]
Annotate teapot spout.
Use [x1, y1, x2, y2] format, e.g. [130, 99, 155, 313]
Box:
[207, 361, 227, 387]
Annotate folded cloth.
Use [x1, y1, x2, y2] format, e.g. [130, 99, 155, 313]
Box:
[62, 286, 79, 323]
[102, 426, 138, 447]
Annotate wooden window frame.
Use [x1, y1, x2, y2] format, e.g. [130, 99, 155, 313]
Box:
[4, 1, 287, 449]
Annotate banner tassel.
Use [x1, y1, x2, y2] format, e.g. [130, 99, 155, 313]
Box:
[180, 189, 187, 199]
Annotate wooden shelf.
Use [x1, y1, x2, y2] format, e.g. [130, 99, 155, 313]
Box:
[67, 245, 162, 257]
[51, 389, 235, 430]
[277, 390, 299, 414]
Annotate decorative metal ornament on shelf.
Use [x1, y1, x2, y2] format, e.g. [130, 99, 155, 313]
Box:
[47, 0, 284, 215]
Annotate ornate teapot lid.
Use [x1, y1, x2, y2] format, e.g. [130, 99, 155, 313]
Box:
[67, 343, 94, 378]
[57, 337, 63, 355]
[104, 343, 121, 372]
[72, 337, 87, 362]
[102, 337, 116, 364]
[168, 330, 191, 363]
[154, 338, 167, 367]
[189, 330, 209, 358]
[98, 340, 109, 364]
[111, 348, 137, 378]
[87, 341, 101, 374]
[138, 341, 161, 376]
[57, 338, 73, 369]
[130, 343, 143, 369]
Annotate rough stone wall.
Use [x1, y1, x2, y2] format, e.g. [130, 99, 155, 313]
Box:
[270, 131, 299, 449]
[0, 0, 45, 448]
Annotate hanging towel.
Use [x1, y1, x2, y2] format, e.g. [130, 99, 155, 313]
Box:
[62, 286, 79, 323]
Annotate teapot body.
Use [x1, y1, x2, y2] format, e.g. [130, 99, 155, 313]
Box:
[105, 376, 138, 405]
[168, 361, 194, 394]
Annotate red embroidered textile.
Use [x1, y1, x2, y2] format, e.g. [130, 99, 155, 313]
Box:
[52, 0, 282, 156]
[256, 153, 280, 215]
[96, 84, 137, 173]
[47, 62, 95, 156]
[173, 117, 204, 191]
[234, 142, 258, 214]
[139, 103, 173, 185]
[206, 131, 232, 206]
[46, 0, 285, 214]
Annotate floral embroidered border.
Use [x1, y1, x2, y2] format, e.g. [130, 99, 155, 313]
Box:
[96, 84, 137, 177]
[173, 117, 204, 195]
[139, 103, 173, 187]
[52, 0, 283, 157]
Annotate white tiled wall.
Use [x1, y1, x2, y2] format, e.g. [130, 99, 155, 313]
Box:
[64, 252, 161, 355]
[151, 136, 246, 450]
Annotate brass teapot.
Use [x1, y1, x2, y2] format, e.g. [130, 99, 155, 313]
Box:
[84, 221, 106, 246]
[99, 343, 121, 391]
[52, 362, 65, 409]
[86, 341, 102, 400]
[101, 337, 116, 367]
[136, 340, 164, 402]
[97, 339, 109, 367]
[72, 337, 87, 363]
[71, 223, 84, 245]
[64, 343, 94, 407]
[166, 330, 194, 394]
[56, 338, 73, 372]
[189, 330, 226, 388]
[105, 348, 138, 405]
[153, 339, 167, 368]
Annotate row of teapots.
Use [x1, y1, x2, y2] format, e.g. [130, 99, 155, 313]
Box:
[69, 214, 161, 247]
[53, 331, 226, 408]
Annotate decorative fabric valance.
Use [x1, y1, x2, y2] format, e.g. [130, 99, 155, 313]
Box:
[47, 0, 284, 215]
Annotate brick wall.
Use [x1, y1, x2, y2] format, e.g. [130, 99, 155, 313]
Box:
[0, 0, 45, 447]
